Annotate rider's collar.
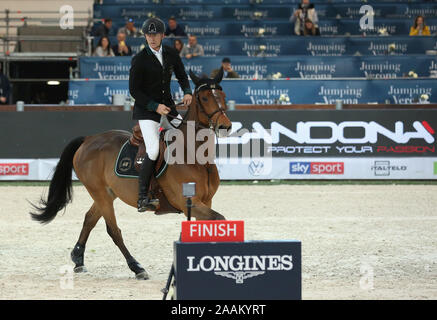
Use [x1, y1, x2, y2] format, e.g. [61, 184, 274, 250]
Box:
[148, 44, 162, 55]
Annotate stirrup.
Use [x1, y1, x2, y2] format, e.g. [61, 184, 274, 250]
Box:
[137, 197, 158, 212]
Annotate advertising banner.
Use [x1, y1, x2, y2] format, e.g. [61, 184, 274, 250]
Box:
[2, 157, 436, 180]
[173, 240, 302, 300]
[79, 55, 437, 80]
[215, 157, 437, 180]
[103, 0, 424, 4]
[68, 78, 436, 105]
[94, 3, 437, 20]
[2, 110, 437, 180]
[0, 159, 78, 181]
[219, 110, 437, 158]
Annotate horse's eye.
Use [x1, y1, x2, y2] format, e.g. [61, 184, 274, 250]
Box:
[201, 97, 208, 102]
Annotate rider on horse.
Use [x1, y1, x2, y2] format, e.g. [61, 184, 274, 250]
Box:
[129, 17, 193, 212]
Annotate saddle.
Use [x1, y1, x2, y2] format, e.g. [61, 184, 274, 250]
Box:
[128, 123, 181, 215]
[129, 124, 166, 173]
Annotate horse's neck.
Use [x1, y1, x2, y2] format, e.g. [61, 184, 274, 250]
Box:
[185, 100, 199, 123]
[179, 100, 200, 136]
[180, 101, 201, 148]
[178, 101, 215, 164]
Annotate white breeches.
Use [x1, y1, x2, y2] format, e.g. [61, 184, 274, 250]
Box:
[138, 114, 182, 161]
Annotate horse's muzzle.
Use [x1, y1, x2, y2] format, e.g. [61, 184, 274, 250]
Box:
[216, 124, 232, 138]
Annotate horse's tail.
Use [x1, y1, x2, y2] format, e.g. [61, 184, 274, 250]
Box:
[30, 136, 86, 224]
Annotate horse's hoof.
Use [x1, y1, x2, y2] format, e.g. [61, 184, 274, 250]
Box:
[74, 265, 87, 273]
[135, 271, 149, 280]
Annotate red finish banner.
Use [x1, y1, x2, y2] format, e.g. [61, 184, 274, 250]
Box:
[181, 220, 244, 243]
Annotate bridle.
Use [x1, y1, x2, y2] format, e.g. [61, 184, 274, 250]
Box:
[194, 83, 227, 130]
[166, 83, 227, 131]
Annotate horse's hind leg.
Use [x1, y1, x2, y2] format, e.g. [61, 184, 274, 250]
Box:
[71, 203, 102, 273]
[101, 200, 149, 280]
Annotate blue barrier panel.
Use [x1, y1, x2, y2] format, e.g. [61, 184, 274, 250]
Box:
[100, 18, 437, 36]
[96, 35, 437, 56]
[103, 0, 426, 4]
[80, 56, 133, 79]
[79, 55, 437, 79]
[93, 4, 292, 20]
[323, 18, 437, 36]
[68, 78, 436, 105]
[94, 3, 437, 19]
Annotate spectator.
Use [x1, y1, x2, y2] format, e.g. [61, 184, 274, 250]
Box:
[173, 39, 184, 55]
[112, 31, 132, 56]
[290, 0, 319, 36]
[409, 16, 431, 36]
[118, 18, 141, 38]
[210, 57, 240, 79]
[180, 35, 204, 59]
[93, 36, 115, 57]
[302, 19, 320, 36]
[165, 17, 187, 37]
[0, 63, 11, 105]
[92, 18, 115, 37]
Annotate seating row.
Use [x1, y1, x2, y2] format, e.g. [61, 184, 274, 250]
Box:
[93, 35, 437, 56]
[96, 18, 437, 36]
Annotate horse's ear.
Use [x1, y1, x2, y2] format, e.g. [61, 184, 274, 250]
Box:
[213, 67, 224, 84]
[189, 69, 200, 86]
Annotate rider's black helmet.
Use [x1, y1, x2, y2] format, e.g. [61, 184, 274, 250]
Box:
[141, 17, 166, 35]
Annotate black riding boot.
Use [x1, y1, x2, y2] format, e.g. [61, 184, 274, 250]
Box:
[138, 155, 159, 212]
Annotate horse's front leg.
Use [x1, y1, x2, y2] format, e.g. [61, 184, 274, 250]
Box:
[186, 198, 226, 220]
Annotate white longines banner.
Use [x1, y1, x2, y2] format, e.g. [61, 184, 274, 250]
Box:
[1, 158, 436, 181]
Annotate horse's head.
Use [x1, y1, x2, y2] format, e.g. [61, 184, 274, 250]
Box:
[189, 68, 232, 138]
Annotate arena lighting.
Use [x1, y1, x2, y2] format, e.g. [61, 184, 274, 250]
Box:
[47, 81, 60, 86]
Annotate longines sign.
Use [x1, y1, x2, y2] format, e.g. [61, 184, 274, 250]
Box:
[173, 241, 301, 300]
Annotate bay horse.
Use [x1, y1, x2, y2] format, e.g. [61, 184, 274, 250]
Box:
[29, 70, 232, 279]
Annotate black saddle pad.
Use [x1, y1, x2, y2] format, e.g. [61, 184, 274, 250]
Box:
[114, 140, 168, 179]
[115, 141, 140, 178]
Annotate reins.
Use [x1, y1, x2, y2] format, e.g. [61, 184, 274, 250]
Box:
[165, 85, 226, 131]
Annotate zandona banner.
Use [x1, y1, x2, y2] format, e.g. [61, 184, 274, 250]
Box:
[218, 110, 437, 158]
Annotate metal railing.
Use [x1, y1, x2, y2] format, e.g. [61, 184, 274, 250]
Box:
[0, 9, 94, 51]
[0, 8, 94, 79]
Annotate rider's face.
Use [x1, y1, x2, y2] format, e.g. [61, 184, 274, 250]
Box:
[145, 33, 164, 50]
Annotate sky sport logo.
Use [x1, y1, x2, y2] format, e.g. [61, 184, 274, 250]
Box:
[0, 163, 29, 176]
[187, 254, 293, 284]
[289, 162, 344, 175]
